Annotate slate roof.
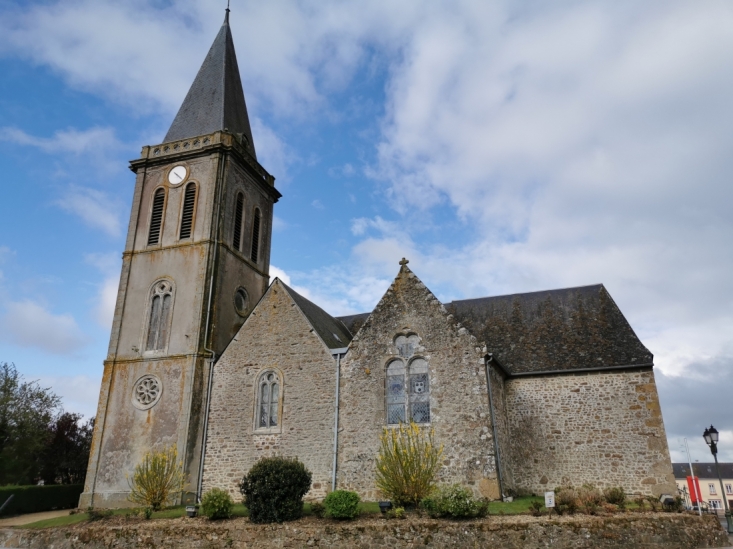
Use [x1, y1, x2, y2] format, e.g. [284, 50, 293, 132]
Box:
[164, 11, 256, 156]
[280, 281, 352, 351]
[338, 284, 652, 376]
[673, 462, 733, 480]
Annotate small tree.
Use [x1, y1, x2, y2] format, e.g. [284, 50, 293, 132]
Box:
[375, 421, 443, 507]
[127, 445, 185, 511]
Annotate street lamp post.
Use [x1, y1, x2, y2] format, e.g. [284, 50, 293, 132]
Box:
[703, 425, 733, 533]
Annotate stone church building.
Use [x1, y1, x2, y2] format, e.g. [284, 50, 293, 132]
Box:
[80, 12, 676, 508]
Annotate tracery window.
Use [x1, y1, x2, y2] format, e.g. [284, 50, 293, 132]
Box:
[256, 370, 280, 430]
[145, 280, 174, 352]
[386, 334, 430, 425]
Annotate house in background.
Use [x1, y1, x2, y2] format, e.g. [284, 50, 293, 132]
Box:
[673, 462, 733, 512]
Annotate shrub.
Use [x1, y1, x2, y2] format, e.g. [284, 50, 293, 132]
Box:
[375, 422, 443, 507]
[310, 502, 326, 518]
[201, 488, 234, 520]
[645, 495, 660, 511]
[578, 484, 603, 515]
[127, 445, 185, 511]
[554, 487, 579, 515]
[529, 500, 544, 516]
[420, 484, 489, 519]
[0, 484, 83, 516]
[86, 506, 113, 521]
[239, 456, 312, 524]
[323, 490, 360, 520]
[603, 487, 626, 509]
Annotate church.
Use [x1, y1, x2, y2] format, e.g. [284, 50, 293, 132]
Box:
[80, 11, 676, 508]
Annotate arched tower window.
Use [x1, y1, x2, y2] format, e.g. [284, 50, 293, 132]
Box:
[251, 208, 261, 263]
[147, 188, 166, 246]
[233, 192, 244, 251]
[145, 280, 174, 352]
[386, 334, 430, 424]
[256, 370, 281, 429]
[179, 182, 197, 240]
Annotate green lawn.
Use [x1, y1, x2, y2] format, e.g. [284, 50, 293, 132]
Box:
[19, 497, 540, 529]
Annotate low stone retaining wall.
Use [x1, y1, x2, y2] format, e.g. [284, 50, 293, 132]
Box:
[0, 513, 728, 549]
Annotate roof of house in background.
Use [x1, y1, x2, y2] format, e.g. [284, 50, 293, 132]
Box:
[164, 10, 256, 156]
[673, 462, 733, 480]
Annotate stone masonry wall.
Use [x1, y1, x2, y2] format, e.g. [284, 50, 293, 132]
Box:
[487, 362, 515, 494]
[202, 280, 337, 500]
[504, 367, 677, 497]
[337, 265, 501, 500]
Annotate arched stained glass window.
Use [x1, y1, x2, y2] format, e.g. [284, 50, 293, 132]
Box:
[257, 370, 280, 429]
[386, 334, 430, 424]
[146, 280, 173, 351]
[386, 359, 406, 425]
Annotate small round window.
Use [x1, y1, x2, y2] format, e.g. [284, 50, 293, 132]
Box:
[234, 287, 249, 317]
[132, 374, 163, 410]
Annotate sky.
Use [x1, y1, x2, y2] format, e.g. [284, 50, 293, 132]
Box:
[0, 0, 732, 464]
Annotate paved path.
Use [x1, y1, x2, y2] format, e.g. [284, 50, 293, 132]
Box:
[0, 510, 69, 527]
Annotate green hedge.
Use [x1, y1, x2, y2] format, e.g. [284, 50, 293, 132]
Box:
[0, 484, 83, 516]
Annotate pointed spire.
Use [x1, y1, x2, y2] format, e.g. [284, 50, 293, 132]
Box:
[164, 9, 256, 157]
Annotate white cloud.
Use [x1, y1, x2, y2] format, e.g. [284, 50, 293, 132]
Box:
[0, 300, 88, 355]
[0, 126, 119, 156]
[56, 185, 123, 237]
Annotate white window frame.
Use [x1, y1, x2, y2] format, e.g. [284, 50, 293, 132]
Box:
[709, 499, 722, 510]
[253, 368, 283, 434]
[709, 483, 717, 495]
[726, 484, 732, 495]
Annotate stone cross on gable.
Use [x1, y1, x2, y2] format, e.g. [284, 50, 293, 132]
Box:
[399, 258, 409, 267]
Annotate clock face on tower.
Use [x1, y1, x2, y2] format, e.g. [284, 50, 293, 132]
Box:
[167, 165, 188, 185]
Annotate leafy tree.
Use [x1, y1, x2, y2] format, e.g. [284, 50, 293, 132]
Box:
[0, 363, 61, 485]
[40, 413, 94, 485]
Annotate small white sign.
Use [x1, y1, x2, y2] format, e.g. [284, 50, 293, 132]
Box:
[544, 491, 555, 508]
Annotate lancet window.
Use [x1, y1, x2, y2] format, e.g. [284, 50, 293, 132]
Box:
[145, 280, 174, 352]
[256, 370, 281, 430]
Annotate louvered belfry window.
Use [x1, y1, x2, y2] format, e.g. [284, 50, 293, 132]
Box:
[251, 208, 261, 263]
[147, 188, 166, 245]
[233, 192, 244, 251]
[179, 183, 196, 239]
[146, 280, 173, 351]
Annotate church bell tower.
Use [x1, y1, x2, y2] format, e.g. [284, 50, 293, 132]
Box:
[80, 10, 280, 507]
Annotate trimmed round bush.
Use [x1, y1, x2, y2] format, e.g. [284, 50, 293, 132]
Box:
[323, 490, 360, 520]
[201, 487, 233, 520]
[419, 484, 489, 519]
[239, 456, 312, 524]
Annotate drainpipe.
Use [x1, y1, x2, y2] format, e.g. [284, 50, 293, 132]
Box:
[197, 150, 227, 502]
[484, 353, 504, 499]
[330, 347, 348, 492]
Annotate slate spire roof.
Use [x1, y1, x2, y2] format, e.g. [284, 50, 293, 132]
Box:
[164, 9, 256, 157]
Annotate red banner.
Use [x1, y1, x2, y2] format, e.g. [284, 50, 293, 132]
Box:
[687, 476, 703, 504]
